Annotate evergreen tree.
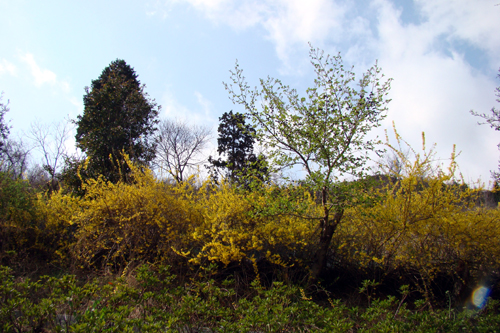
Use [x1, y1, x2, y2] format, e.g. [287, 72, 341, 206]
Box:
[208, 111, 268, 185]
[75, 60, 160, 183]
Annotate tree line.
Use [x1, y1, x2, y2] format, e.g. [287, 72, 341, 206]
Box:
[1, 46, 499, 279]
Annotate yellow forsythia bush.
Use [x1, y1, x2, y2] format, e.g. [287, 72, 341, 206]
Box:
[333, 129, 500, 292]
[185, 180, 319, 267]
[40, 157, 202, 270]
[74, 168, 201, 270]
[36, 189, 81, 264]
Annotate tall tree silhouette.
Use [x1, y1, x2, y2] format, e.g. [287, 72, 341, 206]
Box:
[75, 59, 160, 183]
[208, 111, 268, 185]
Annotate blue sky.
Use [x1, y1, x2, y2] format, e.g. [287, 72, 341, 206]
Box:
[1, 0, 499, 184]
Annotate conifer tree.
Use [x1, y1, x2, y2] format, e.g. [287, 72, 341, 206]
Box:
[75, 60, 160, 183]
[208, 111, 268, 185]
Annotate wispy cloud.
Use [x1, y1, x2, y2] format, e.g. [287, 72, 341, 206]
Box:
[157, 0, 353, 72]
[20, 53, 57, 87]
[69, 97, 84, 115]
[0, 58, 17, 76]
[145, 0, 176, 18]
[417, 0, 500, 59]
[19, 52, 72, 92]
[194, 91, 214, 120]
[155, 0, 500, 181]
[368, 0, 500, 183]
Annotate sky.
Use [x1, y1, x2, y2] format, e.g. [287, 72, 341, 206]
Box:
[0, 0, 499, 185]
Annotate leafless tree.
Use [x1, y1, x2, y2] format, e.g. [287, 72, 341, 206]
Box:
[0, 92, 11, 158]
[0, 138, 31, 179]
[154, 119, 211, 183]
[471, 68, 500, 181]
[27, 118, 73, 192]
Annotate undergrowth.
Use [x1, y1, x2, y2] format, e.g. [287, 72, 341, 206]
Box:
[2, 264, 500, 333]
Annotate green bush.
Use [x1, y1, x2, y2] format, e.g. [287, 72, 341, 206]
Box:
[2, 264, 500, 332]
[0, 171, 38, 266]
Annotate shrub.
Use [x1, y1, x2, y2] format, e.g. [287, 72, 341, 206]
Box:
[184, 180, 319, 272]
[333, 129, 500, 302]
[0, 171, 37, 265]
[67, 159, 200, 271]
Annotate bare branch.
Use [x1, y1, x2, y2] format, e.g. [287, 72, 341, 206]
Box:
[154, 119, 211, 183]
[27, 118, 73, 190]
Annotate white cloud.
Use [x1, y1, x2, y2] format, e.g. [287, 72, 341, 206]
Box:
[194, 91, 213, 119]
[18, 52, 73, 95]
[69, 97, 84, 115]
[161, 87, 192, 119]
[145, 0, 177, 18]
[161, 0, 500, 182]
[417, 0, 500, 61]
[371, 0, 500, 183]
[161, 0, 354, 71]
[20, 53, 58, 87]
[0, 59, 17, 76]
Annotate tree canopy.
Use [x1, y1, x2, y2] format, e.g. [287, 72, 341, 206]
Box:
[75, 59, 160, 183]
[225, 46, 392, 278]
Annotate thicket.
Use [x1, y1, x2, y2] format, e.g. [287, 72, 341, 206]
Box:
[3, 57, 500, 330]
[3, 264, 500, 332]
[2, 130, 500, 330]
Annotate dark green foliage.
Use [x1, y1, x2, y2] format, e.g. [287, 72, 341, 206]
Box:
[0, 171, 36, 266]
[75, 59, 160, 183]
[0, 171, 34, 224]
[2, 265, 500, 332]
[58, 155, 88, 196]
[208, 111, 268, 185]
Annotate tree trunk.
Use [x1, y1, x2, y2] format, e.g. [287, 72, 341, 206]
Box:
[310, 187, 344, 280]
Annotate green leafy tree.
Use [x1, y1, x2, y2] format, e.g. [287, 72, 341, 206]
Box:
[75, 59, 160, 183]
[225, 46, 392, 278]
[471, 68, 500, 181]
[208, 111, 268, 185]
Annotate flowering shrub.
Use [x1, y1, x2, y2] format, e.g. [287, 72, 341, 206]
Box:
[69, 162, 200, 270]
[185, 180, 319, 267]
[23, 138, 500, 303]
[333, 129, 500, 299]
[35, 157, 199, 270]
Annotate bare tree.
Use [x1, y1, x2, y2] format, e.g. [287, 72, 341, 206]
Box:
[154, 119, 211, 183]
[27, 118, 73, 192]
[471, 68, 500, 181]
[0, 92, 11, 157]
[0, 138, 31, 179]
